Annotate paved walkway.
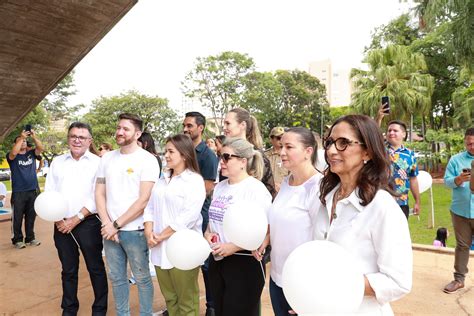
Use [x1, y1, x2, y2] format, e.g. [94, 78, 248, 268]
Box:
[0, 215, 473, 315]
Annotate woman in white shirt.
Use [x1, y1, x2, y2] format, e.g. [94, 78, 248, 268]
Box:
[314, 115, 412, 315]
[205, 137, 272, 316]
[255, 127, 322, 316]
[144, 134, 206, 316]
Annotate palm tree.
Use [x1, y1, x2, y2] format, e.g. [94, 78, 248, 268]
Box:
[350, 45, 434, 137]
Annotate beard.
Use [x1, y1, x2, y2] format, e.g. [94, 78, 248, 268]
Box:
[116, 135, 135, 146]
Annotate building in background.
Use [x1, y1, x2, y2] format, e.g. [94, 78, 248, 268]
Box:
[308, 59, 352, 107]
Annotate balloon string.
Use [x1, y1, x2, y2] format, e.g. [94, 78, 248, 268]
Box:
[70, 231, 80, 249]
[62, 219, 80, 249]
[234, 253, 266, 281]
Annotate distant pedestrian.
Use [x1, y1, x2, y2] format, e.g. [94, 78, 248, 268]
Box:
[433, 227, 448, 247]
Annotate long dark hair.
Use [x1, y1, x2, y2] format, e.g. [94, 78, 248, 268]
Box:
[139, 132, 162, 172]
[320, 115, 394, 206]
[435, 227, 448, 247]
[139, 132, 158, 155]
[166, 134, 200, 175]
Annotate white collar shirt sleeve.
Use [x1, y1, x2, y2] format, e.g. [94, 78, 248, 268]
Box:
[314, 187, 413, 311]
[144, 169, 206, 269]
[44, 151, 100, 218]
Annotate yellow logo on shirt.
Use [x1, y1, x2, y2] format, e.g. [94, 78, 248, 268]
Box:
[126, 168, 134, 174]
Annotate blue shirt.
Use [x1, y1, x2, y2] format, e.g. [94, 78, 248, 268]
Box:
[444, 151, 474, 219]
[7, 149, 39, 192]
[195, 141, 218, 230]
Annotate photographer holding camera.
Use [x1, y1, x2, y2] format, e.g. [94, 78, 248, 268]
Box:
[7, 125, 43, 249]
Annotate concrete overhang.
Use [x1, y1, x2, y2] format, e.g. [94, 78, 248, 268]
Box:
[0, 0, 138, 141]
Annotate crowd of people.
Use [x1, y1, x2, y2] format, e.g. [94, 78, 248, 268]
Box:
[3, 105, 473, 316]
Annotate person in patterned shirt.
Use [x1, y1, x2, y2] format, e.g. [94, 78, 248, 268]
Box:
[377, 112, 421, 219]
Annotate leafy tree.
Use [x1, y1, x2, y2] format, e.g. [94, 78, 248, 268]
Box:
[0, 106, 49, 162]
[351, 45, 434, 132]
[452, 81, 474, 127]
[40, 71, 81, 120]
[328, 106, 355, 124]
[242, 69, 329, 142]
[414, 0, 474, 73]
[182, 51, 256, 133]
[410, 24, 461, 131]
[365, 14, 420, 52]
[83, 90, 179, 146]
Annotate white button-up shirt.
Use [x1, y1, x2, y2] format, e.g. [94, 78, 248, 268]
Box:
[313, 187, 413, 315]
[45, 150, 100, 218]
[144, 169, 206, 269]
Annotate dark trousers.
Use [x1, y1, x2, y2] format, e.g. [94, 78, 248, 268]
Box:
[54, 216, 108, 316]
[11, 190, 37, 244]
[269, 277, 295, 316]
[209, 252, 265, 316]
[400, 205, 409, 220]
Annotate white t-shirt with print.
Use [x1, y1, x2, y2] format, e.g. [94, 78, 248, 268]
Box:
[97, 148, 160, 231]
[269, 173, 322, 286]
[208, 176, 272, 244]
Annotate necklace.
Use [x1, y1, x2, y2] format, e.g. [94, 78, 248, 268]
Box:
[336, 187, 352, 201]
[330, 187, 354, 223]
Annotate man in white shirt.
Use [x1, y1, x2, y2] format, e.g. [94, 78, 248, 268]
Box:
[45, 122, 107, 316]
[96, 113, 159, 315]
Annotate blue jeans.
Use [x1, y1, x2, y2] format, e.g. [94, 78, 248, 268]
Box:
[104, 230, 153, 316]
[270, 277, 295, 316]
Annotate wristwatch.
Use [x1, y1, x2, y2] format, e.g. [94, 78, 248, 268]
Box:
[77, 212, 85, 221]
[113, 220, 121, 230]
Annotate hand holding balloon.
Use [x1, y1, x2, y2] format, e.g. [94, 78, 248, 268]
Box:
[166, 229, 211, 270]
[34, 191, 68, 221]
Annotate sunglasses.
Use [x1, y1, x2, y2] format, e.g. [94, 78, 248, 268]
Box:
[271, 135, 282, 141]
[221, 153, 243, 163]
[323, 137, 365, 151]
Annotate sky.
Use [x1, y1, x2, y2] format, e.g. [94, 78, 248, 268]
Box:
[69, 0, 414, 114]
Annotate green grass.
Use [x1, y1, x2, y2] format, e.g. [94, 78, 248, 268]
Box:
[407, 183, 456, 247]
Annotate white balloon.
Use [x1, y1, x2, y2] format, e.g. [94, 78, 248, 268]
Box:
[417, 170, 433, 194]
[34, 191, 68, 221]
[282, 240, 365, 315]
[223, 201, 268, 250]
[166, 229, 211, 270]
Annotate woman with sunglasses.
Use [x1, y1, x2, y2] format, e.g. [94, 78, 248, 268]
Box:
[205, 137, 272, 316]
[98, 143, 112, 157]
[223, 108, 276, 198]
[314, 115, 412, 314]
[254, 127, 322, 316]
[143, 134, 206, 316]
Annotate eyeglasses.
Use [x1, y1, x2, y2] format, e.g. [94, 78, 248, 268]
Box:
[323, 137, 365, 151]
[271, 135, 282, 141]
[221, 153, 243, 163]
[68, 135, 90, 142]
